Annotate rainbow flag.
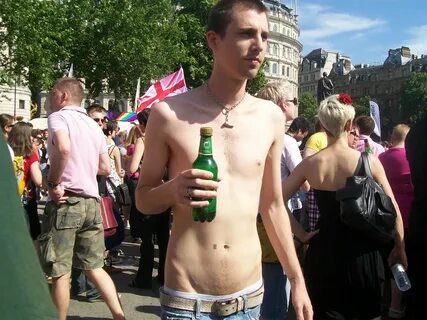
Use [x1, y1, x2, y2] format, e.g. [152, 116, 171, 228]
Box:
[114, 112, 137, 122]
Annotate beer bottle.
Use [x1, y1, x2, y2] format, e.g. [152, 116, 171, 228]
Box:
[364, 138, 372, 154]
[192, 127, 218, 222]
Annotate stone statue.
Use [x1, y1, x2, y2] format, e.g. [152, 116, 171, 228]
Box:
[317, 72, 334, 103]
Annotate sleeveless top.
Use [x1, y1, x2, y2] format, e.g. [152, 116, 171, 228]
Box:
[106, 142, 122, 200]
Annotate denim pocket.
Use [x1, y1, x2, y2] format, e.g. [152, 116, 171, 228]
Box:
[161, 307, 194, 320]
[55, 198, 82, 230]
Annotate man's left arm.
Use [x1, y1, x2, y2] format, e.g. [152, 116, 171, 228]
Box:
[47, 130, 70, 203]
[259, 112, 313, 320]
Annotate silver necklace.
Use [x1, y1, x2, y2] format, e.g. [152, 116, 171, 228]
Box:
[206, 82, 246, 128]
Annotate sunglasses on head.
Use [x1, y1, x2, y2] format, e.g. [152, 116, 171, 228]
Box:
[93, 117, 107, 123]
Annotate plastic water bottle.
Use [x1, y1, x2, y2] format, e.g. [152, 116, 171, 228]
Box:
[391, 264, 411, 291]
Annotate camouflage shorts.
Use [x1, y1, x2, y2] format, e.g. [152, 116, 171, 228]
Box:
[38, 197, 105, 277]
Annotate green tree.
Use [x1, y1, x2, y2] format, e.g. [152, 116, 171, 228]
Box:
[401, 72, 427, 123]
[1, 0, 70, 115]
[246, 61, 268, 95]
[69, 0, 187, 100]
[173, 0, 215, 88]
[352, 96, 371, 117]
[298, 92, 317, 120]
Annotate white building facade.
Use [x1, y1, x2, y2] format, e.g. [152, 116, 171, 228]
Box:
[0, 83, 32, 120]
[263, 0, 302, 100]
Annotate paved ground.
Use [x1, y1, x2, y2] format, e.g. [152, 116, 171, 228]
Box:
[68, 238, 163, 320]
[37, 203, 298, 320]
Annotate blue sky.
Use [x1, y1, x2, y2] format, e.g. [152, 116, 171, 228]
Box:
[295, 0, 427, 65]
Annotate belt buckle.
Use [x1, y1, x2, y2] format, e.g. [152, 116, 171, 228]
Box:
[212, 298, 239, 317]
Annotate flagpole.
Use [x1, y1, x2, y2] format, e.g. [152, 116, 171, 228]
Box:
[68, 63, 73, 78]
[134, 78, 141, 112]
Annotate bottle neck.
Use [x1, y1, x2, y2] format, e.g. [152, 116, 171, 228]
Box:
[198, 135, 213, 155]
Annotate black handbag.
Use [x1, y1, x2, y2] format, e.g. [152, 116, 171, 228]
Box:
[336, 152, 396, 247]
[107, 178, 132, 206]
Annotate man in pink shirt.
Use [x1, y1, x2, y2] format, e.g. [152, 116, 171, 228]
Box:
[355, 115, 385, 156]
[39, 78, 124, 320]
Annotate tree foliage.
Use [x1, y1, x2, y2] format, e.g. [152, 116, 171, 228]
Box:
[401, 72, 427, 124]
[1, 0, 270, 108]
[352, 95, 371, 117]
[298, 92, 318, 120]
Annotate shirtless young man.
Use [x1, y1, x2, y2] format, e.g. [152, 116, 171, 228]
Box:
[136, 1, 312, 319]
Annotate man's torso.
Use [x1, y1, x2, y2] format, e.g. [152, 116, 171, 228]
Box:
[160, 88, 278, 295]
[48, 107, 105, 198]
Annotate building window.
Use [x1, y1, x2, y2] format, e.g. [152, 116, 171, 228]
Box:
[286, 67, 290, 77]
[264, 63, 270, 73]
[19, 100, 25, 109]
[282, 66, 286, 76]
[273, 24, 278, 32]
[273, 44, 278, 56]
[272, 63, 278, 74]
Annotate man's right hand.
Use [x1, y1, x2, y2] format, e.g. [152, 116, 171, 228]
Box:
[48, 184, 68, 204]
[173, 169, 219, 207]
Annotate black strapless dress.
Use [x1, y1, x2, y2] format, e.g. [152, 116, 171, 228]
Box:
[304, 189, 385, 320]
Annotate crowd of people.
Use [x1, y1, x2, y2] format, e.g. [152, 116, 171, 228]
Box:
[2, 1, 426, 320]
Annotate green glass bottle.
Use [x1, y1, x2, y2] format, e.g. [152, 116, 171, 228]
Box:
[192, 127, 218, 222]
[364, 138, 372, 154]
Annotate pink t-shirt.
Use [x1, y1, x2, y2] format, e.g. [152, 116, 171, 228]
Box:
[48, 106, 107, 198]
[379, 147, 414, 228]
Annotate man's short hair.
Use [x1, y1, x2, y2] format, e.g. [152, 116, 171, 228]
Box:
[87, 103, 107, 116]
[53, 78, 84, 105]
[288, 117, 311, 134]
[355, 115, 375, 135]
[391, 124, 410, 144]
[137, 108, 151, 126]
[207, 0, 268, 37]
[257, 81, 290, 106]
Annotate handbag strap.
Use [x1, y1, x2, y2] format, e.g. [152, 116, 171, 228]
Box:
[106, 177, 120, 194]
[361, 152, 374, 178]
[353, 155, 363, 176]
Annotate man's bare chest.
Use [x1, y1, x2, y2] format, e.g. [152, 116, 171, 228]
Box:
[166, 122, 272, 178]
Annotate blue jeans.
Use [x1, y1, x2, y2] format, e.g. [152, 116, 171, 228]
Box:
[261, 263, 290, 319]
[104, 206, 125, 251]
[70, 268, 100, 300]
[161, 305, 261, 320]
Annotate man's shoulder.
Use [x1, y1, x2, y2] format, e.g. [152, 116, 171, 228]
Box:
[284, 134, 297, 145]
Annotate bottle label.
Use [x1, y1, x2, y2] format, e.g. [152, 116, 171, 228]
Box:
[199, 138, 213, 155]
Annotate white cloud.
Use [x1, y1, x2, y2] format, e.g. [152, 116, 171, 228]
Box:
[299, 4, 386, 52]
[405, 25, 427, 55]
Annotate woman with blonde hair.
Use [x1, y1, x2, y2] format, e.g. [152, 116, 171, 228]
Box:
[282, 94, 407, 319]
